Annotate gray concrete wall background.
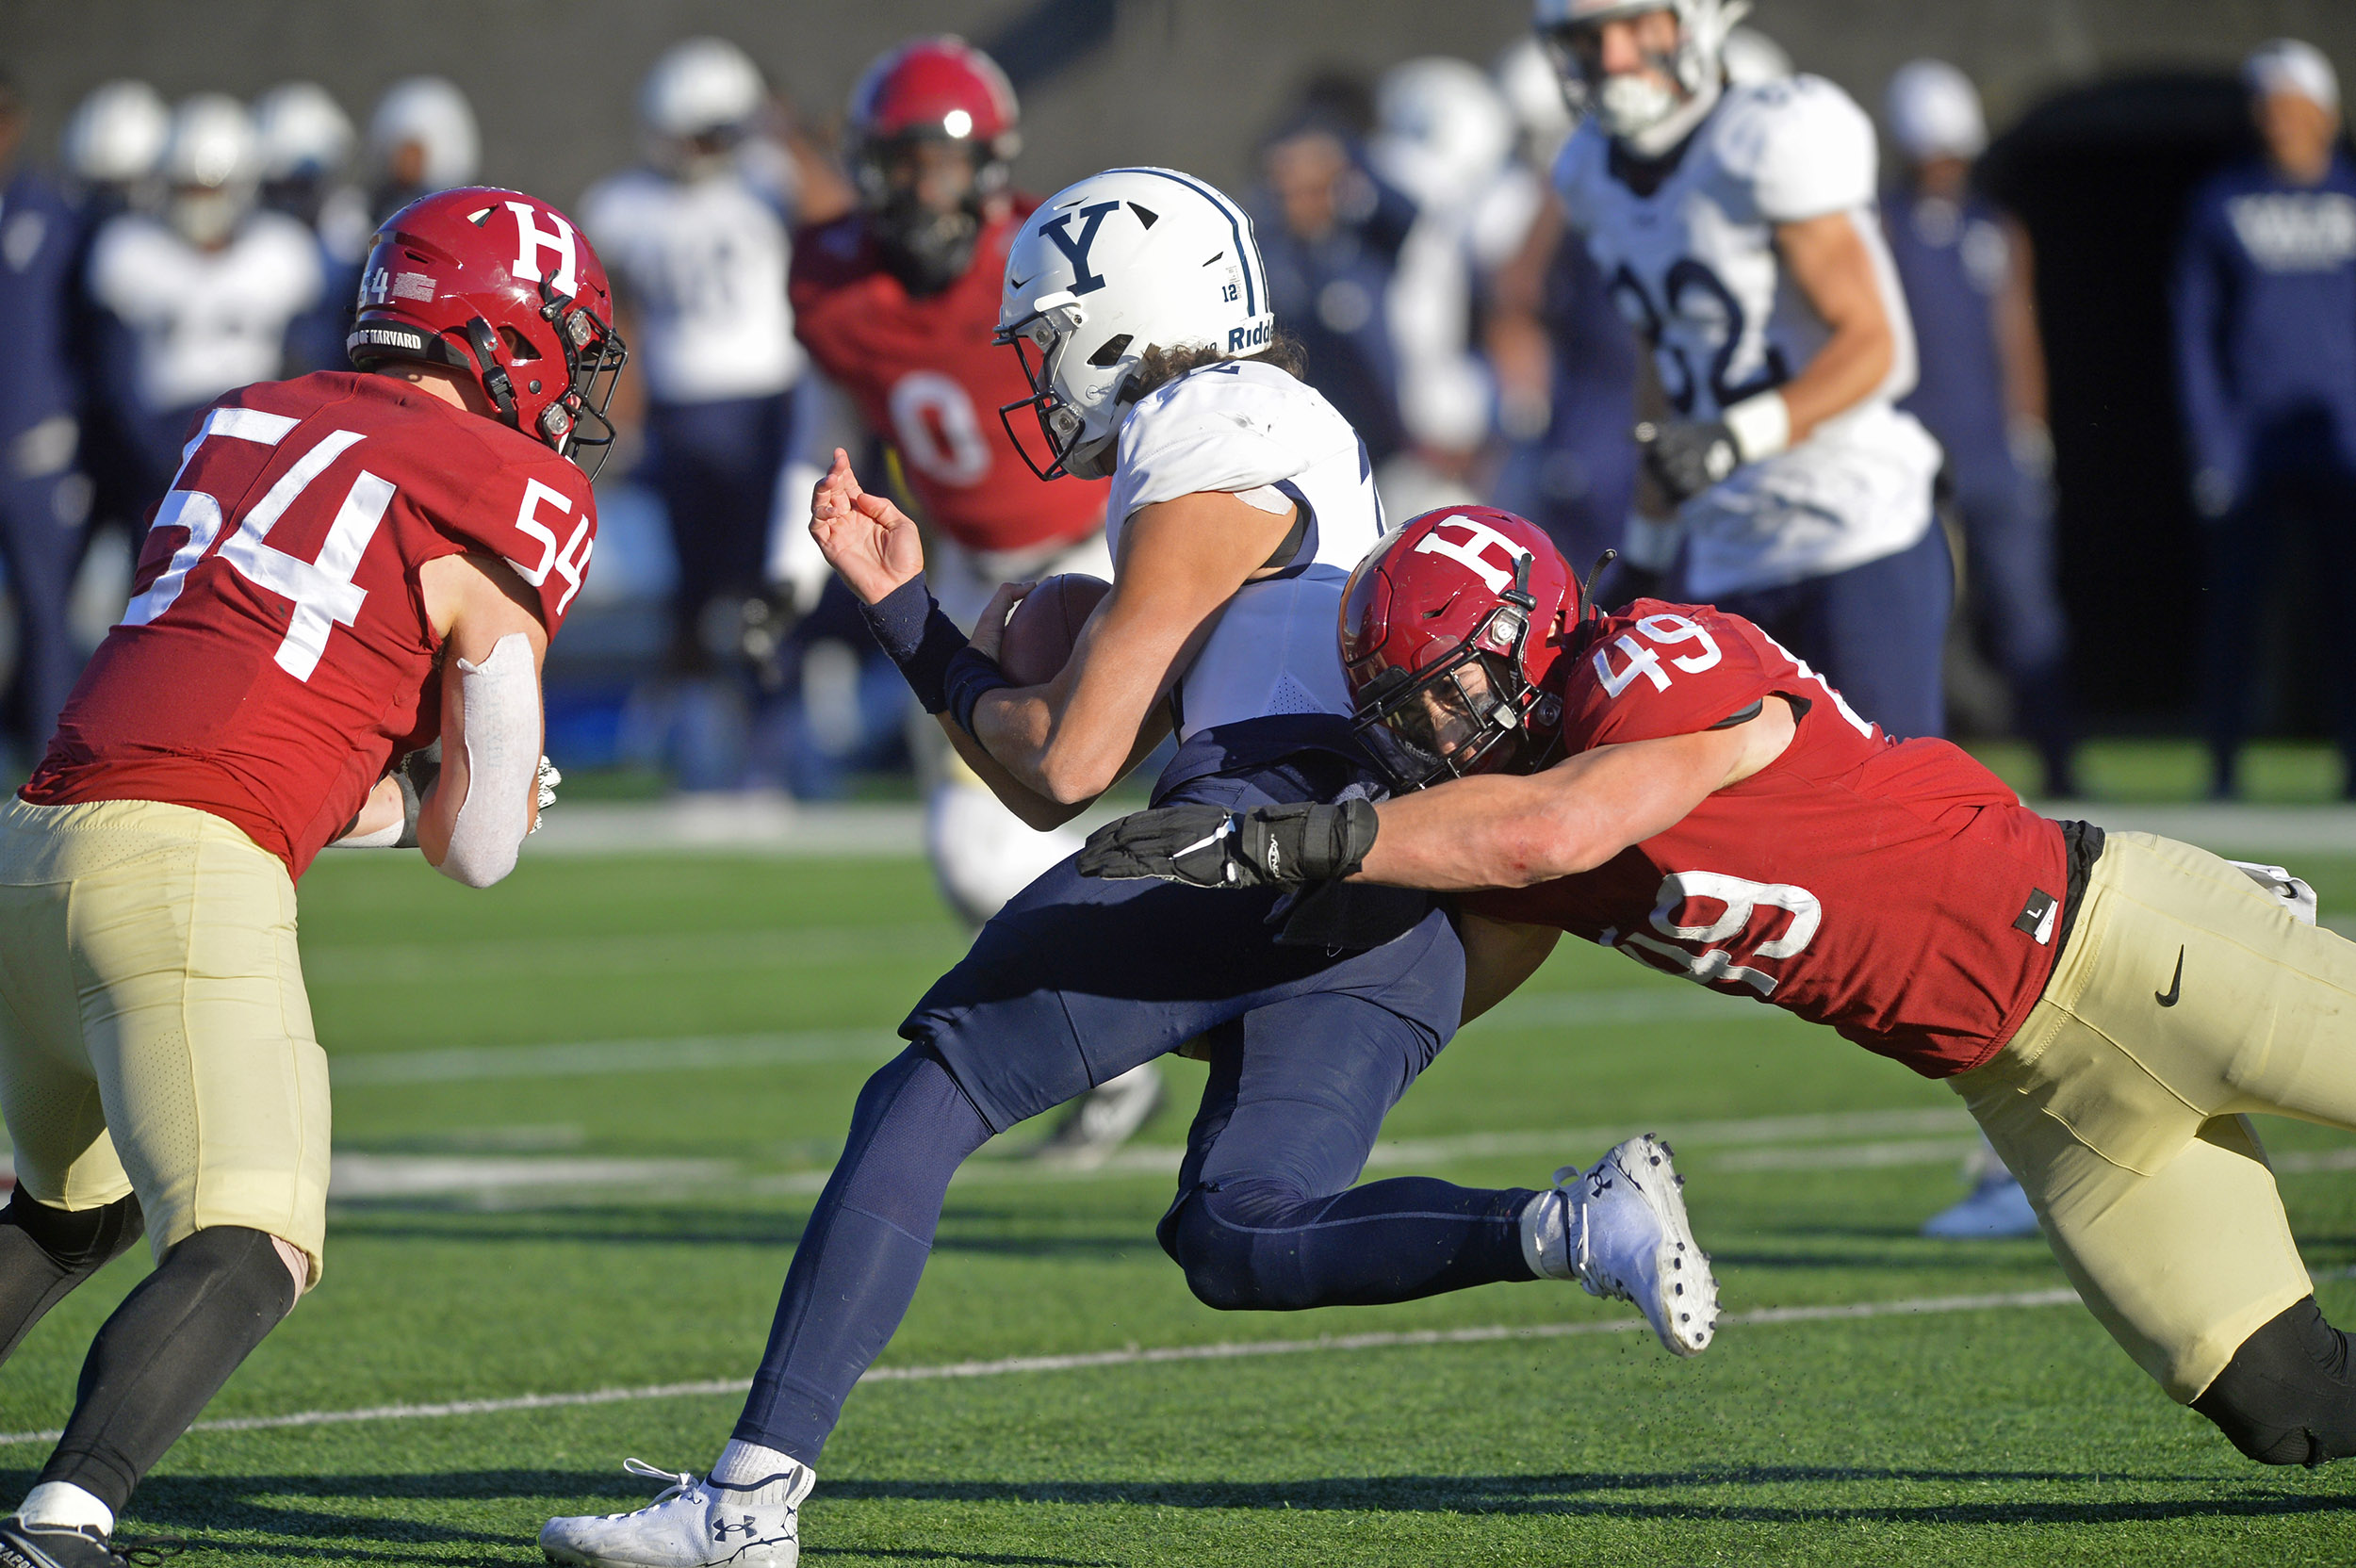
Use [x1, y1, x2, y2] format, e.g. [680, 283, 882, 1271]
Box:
[6, 0, 2355, 211]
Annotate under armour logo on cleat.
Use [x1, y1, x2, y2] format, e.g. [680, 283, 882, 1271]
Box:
[2155, 947, 2184, 1007]
[713, 1517, 759, 1541]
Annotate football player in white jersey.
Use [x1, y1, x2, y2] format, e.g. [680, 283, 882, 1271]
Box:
[84, 95, 323, 519]
[1538, 0, 1951, 740]
[539, 166, 1711, 1568]
[580, 38, 853, 787]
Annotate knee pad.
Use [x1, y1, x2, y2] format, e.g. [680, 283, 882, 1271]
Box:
[0, 1189, 143, 1273]
[2191, 1297, 2356, 1466]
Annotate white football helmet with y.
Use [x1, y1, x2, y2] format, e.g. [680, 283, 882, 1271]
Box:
[1533, 0, 1751, 149]
[994, 167, 1275, 481]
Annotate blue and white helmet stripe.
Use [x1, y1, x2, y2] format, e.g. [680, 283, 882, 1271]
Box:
[1103, 164, 1265, 320]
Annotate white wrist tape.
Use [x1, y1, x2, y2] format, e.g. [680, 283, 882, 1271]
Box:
[1620, 513, 1685, 573]
[1722, 391, 1792, 463]
[438, 632, 540, 889]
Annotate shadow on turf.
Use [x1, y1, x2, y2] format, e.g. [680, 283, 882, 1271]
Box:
[52, 1466, 2353, 1544]
[810, 1469, 2356, 1525]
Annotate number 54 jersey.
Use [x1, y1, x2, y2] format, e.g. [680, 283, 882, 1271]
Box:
[25, 371, 597, 879]
[1554, 77, 1942, 600]
[1464, 600, 2070, 1078]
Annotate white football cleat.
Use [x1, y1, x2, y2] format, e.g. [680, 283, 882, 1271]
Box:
[1921, 1171, 2041, 1238]
[540, 1459, 812, 1568]
[1546, 1135, 1717, 1356]
[1029, 1061, 1165, 1168]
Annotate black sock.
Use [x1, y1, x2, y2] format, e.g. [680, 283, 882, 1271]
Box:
[38, 1225, 296, 1515]
[0, 1191, 144, 1365]
[2192, 1295, 2356, 1465]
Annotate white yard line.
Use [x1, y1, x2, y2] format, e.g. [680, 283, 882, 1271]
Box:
[0, 1286, 2091, 1448]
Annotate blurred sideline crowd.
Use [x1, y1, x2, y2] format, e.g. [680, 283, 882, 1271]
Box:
[0, 30, 2351, 801]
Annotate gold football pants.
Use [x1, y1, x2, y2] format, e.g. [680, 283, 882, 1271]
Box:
[0, 796, 328, 1284]
[1949, 831, 2356, 1400]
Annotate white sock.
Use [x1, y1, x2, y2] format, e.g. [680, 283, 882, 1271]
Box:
[709, 1439, 809, 1505]
[17, 1481, 112, 1536]
[1520, 1187, 1579, 1282]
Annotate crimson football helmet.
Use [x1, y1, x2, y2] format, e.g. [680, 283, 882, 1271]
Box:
[1341, 506, 1589, 789]
[846, 37, 1021, 293]
[346, 187, 628, 475]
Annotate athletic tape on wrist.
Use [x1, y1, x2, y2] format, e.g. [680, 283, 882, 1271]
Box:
[943, 647, 1012, 739]
[859, 578, 968, 714]
[1722, 391, 1791, 463]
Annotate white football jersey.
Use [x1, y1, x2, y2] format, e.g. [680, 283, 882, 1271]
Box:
[1556, 74, 1941, 597]
[1103, 361, 1384, 740]
[86, 211, 324, 414]
[579, 163, 802, 404]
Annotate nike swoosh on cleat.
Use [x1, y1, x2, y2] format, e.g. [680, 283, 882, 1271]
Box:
[2156, 946, 2184, 1007]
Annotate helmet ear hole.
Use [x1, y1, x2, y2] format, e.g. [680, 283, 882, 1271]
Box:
[498, 324, 541, 361]
[1086, 333, 1133, 368]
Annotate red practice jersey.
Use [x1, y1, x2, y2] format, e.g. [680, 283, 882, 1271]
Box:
[1467, 601, 2070, 1077]
[791, 198, 1108, 554]
[25, 372, 597, 878]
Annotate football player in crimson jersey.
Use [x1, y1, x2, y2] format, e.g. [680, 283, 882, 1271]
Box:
[1084, 505, 2356, 1470]
[789, 37, 1161, 1158]
[0, 187, 622, 1567]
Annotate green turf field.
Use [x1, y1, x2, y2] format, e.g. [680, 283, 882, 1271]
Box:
[4, 843, 2354, 1565]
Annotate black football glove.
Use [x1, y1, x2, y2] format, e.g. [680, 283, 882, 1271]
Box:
[1078, 799, 1381, 889]
[1636, 418, 1742, 504]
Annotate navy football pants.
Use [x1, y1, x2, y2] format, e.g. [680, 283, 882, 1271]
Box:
[1714, 520, 1955, 743]
[732, 766, 1539, 1465]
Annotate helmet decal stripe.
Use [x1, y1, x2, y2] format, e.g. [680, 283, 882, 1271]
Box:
[1105, 166, 1261, 319]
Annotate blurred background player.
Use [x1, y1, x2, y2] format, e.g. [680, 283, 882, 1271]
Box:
[582, 38, 851, 790]
[1883, 58, 2078, 802]
[83, 94, 323, 523]
[2173, 40, 2356, 800]
[0, 74, 92, 776]
[252, 80, 371, 376]
[1539, 0, 1950, 740]
[362, 75, 478, 227]
[0, 185, 619, 1568]
[57, 81, 168, 605]
[1364, 56, 1536, 518]
[790, 37, 1161, 1157]
[1252, 74, 1416, 479]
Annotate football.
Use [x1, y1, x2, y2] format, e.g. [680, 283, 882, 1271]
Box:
[996, 572, 1111, 686]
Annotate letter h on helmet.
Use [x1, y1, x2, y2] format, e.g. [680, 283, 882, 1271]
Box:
[346, 187, 630, 476]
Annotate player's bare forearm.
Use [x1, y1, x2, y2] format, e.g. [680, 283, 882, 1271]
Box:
[942, 700, 1172, 830]
[1996, 215, 2049, 429]
[968, 490, 1290, 806]
[1772, 210, 1898, 441]
[1355, 713, 1786, 891]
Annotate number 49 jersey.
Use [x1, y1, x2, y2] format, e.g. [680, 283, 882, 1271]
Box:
[25, 371, 597, 879]
[1465, 600, 2070, 1078]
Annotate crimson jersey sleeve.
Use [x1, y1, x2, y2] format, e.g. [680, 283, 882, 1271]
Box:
[1473, 597, 2069, 1079]
[27, 371, 595, 878]
[1560, 598, 1874, 753]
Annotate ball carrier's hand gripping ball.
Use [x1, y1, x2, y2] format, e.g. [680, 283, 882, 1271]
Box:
[994, 573, 1111, 687]
[1341, 506, 1588, 791]
[347, 187, 629, 476]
